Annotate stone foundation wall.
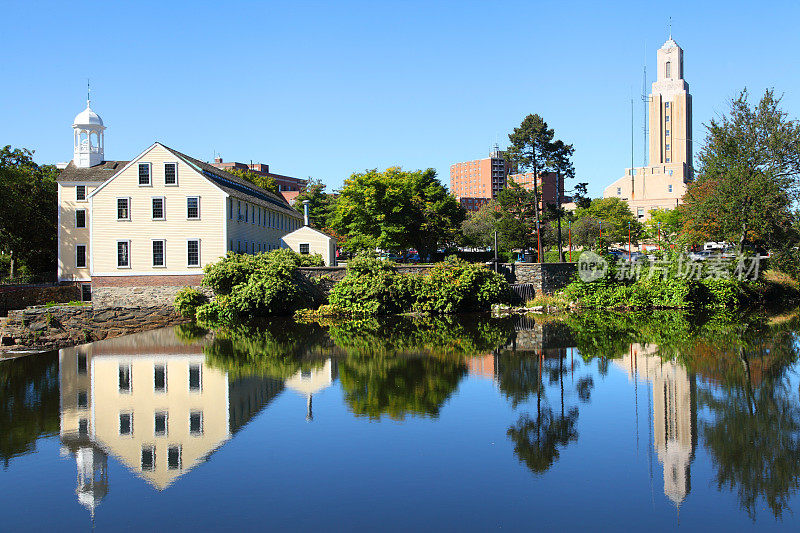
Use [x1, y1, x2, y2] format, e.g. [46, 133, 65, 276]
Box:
[500, 263, 577, 295]
[0, 283, 82, 316]
[1, 304, 188, 352]
[92, 285, 212, 308]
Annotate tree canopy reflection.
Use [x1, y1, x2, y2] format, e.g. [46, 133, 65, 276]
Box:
[0, 351, 60, 467]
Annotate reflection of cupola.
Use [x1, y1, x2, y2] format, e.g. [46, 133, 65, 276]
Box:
[75, 445, 109, 519]
[73, 95, 105, 168]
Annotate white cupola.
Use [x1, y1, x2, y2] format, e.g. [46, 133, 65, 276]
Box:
[73, 93, 105, 168]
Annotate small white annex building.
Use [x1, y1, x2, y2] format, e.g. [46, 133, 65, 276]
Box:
[281, 200, 337, 266]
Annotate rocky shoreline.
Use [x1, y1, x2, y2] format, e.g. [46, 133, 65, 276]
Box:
[0, 304, 189, 353]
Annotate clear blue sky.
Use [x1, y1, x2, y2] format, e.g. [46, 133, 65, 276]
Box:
[2, 0, 799, 197]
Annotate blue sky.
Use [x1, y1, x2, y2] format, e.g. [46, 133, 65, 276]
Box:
[2, 0, 799, 197]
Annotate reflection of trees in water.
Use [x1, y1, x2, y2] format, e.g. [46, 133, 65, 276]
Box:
[0, 352, 60, 467]
[498, 351, 589, 474]
[698, 328, 800, 521]
[507, 407, 579, 474]
[338, 356, 467, 420]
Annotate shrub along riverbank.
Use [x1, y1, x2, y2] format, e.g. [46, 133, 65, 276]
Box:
[560, 252, 800, 311]
[174, 251, 512, 324]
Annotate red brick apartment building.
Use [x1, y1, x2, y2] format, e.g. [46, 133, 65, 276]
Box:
[508, 172, 573, 209]
[450, 148, 513, 212]
[450, 148, 571, 212]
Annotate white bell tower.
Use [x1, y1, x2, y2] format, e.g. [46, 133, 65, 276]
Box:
[72, 84, 105, 168]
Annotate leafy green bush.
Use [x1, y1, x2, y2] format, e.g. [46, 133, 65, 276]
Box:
[202, 249, 323, 295]
[173, 287, 208, 318]
[563, 256, 749, 310]
[413, 256, 510, 314]
[328, 255, 414, 315]
[195, 250, 325, 324]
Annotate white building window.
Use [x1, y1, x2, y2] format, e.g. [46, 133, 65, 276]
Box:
[637, 207, 645, 218]
[187, 239, 200, 267]
[299, 243, 310, 255]
[189, 411, 203, 435]
[616, 187, 621, 195]
[119, 412, 133, 436]
[152, 197, 165, 220]
[117, 240, 130, 268]
[668, 184, 673, 193]
[76, 244, 87, 268]
[76, 209, 86, 228]
[187, 197, 200, 219]
[76, 185, 86, 201]
[665, 144, 670, 150]
[152, 240, 165, 267]
[117, 198, 130, 220]
[168, 446, 182, 471]
[141, 446, 155, 471]
[189, 364, 202, 391]
[119, 364, 132, 393]
[665, 115, 670, 122]
[154, 411, 168, 437]
[164, 162, 178, 185]
[665, 61, 671, 78]
[154, 364, 167, 392]
[138, 163, 151, 186]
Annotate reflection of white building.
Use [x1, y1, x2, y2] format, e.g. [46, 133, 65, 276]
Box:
[59, 328, 283, 514]
[615, 344, 697, 506]
[284, 359, 337, 421]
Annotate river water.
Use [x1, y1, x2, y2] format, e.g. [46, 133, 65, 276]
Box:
[2, 311, 799, 531]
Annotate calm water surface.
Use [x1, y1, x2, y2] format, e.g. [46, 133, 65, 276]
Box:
[2, 312, 800, 531]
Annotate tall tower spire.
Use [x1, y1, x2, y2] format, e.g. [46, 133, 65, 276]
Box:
[72, 87, 106, 168]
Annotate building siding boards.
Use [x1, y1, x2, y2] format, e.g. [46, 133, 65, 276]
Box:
[59, 182, 100, 281]
[90, 145, 227, 275]
[281, 226, 337, 266]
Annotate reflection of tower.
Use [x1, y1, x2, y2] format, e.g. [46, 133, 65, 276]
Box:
[615, 344, 697, 506]
[75, 445, 109, 518]
[284, 359, 337, 421]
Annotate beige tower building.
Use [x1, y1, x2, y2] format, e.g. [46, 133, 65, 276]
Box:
[604, 36, 693, 221]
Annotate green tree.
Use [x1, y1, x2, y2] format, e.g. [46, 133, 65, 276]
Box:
[0, 146, 58, 279]
[547, 140, 576, 260]
[682, 89, 800, 252]
[292, 177, 334, 229]
[460, 201, 500, 248]
[226, 167, 279, 195]
[645, 207, 684, 247]
[329, 167, 465, 258]
[495, 179, 539, 255]
[571, 182, 591, 209]
[574, 197, 642, 246]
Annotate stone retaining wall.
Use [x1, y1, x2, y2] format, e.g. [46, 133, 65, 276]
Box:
[0, 304, 188, 352]
[92, 285, 212, 308]
[499, 263, 577, 295]
[0, 283, 82, 316]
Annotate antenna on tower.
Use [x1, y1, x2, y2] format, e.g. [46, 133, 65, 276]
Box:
[642, 61, 649, 167]
[668, 17, 672, 39]
[87, 78, 91, 106]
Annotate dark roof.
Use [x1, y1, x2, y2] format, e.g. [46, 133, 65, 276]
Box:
[160, 145, 301, 217]
[57, 160, 129, 182]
